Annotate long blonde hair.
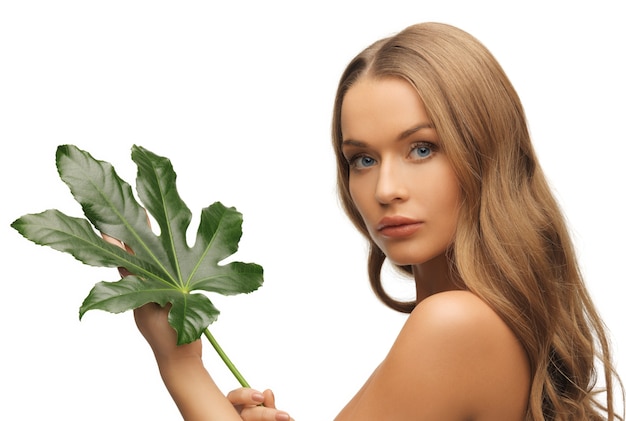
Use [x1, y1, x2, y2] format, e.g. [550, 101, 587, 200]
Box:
[331, 22, 623, 421]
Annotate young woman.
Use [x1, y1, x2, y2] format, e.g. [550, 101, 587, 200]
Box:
[115, 22, 624, 420]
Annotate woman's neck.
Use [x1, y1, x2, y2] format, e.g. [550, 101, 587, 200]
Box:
[412, 253, 462, 304]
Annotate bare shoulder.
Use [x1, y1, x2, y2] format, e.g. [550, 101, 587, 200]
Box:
[406, 291, 530, 413]
[409, 289, 514, 336]
[336, 290, 530, 421]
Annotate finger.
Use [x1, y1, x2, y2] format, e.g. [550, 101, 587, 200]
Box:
[226, 387, 265, 409]
[101, 232, 135, 253]
[240, 406, 293, 421]
[101, 233, 123, 248]
[143, 208, 152, 228]
[134, 302, 172, 327]
[100, 233, 134, 277]
[134, 301, 164, 318]
[262, 389, 276, 408]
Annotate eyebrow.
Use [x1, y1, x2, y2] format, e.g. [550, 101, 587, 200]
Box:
[399, 123, 433, 139]
[342, 123, 433, 147]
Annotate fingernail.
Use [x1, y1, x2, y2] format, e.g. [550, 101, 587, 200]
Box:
[252, 392, 264, 403]
[276, 412, 290, 421]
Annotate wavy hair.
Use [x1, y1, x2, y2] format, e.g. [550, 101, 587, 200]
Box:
[331, 22, 623, 420]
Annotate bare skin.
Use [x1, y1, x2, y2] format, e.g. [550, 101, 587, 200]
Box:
[133, 302, 292, 421]
[134, 290, 529, 421]
[101, 76, 531, 420]
[334, 77, 530, 420]
[102, 234, 293, 421]
[335, 291, 530, 420]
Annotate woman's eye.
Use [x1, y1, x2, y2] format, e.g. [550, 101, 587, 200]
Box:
[409, 143, 434, 160]
[350, 155, 377, 169]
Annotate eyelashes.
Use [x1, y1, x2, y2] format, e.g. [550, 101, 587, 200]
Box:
[410, 143, 434, 159]
[345, 141, 438, 170]
[348, 154, 377, 169]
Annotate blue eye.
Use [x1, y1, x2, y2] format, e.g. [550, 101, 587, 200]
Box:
[410, 143, 434, 160]
[350, 155, 377, 169]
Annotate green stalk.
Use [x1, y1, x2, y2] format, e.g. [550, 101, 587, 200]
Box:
[203, 328, 251, 388]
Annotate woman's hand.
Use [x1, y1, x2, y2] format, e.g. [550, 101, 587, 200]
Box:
[133, 301, 202, 361]
[100, 233, 201, 360]
[228, 388, 294, 421]
[101, 232, 245, 420]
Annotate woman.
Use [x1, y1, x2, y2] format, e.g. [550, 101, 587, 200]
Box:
[123, 22, 624, 420]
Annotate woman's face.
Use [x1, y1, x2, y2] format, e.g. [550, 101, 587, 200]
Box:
[340, 77, 461, 267]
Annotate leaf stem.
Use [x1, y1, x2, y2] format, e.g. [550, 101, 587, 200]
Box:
[203, 328, 251, 388]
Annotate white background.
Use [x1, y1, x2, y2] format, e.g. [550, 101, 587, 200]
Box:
[1, 1, 624, 420]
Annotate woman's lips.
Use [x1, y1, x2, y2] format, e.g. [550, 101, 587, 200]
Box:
[377, 216, 423, 238]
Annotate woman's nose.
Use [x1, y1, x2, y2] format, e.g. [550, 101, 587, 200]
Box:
[374, 161, 409, 205]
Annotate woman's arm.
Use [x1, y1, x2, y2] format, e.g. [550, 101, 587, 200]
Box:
[134, 302, 293, 421]
[134, 302, 243, 420]
[102, 234, 292, 420]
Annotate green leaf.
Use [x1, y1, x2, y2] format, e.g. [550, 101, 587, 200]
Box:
[79, 276, 220, 341]
[11, 144, 263, 345]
